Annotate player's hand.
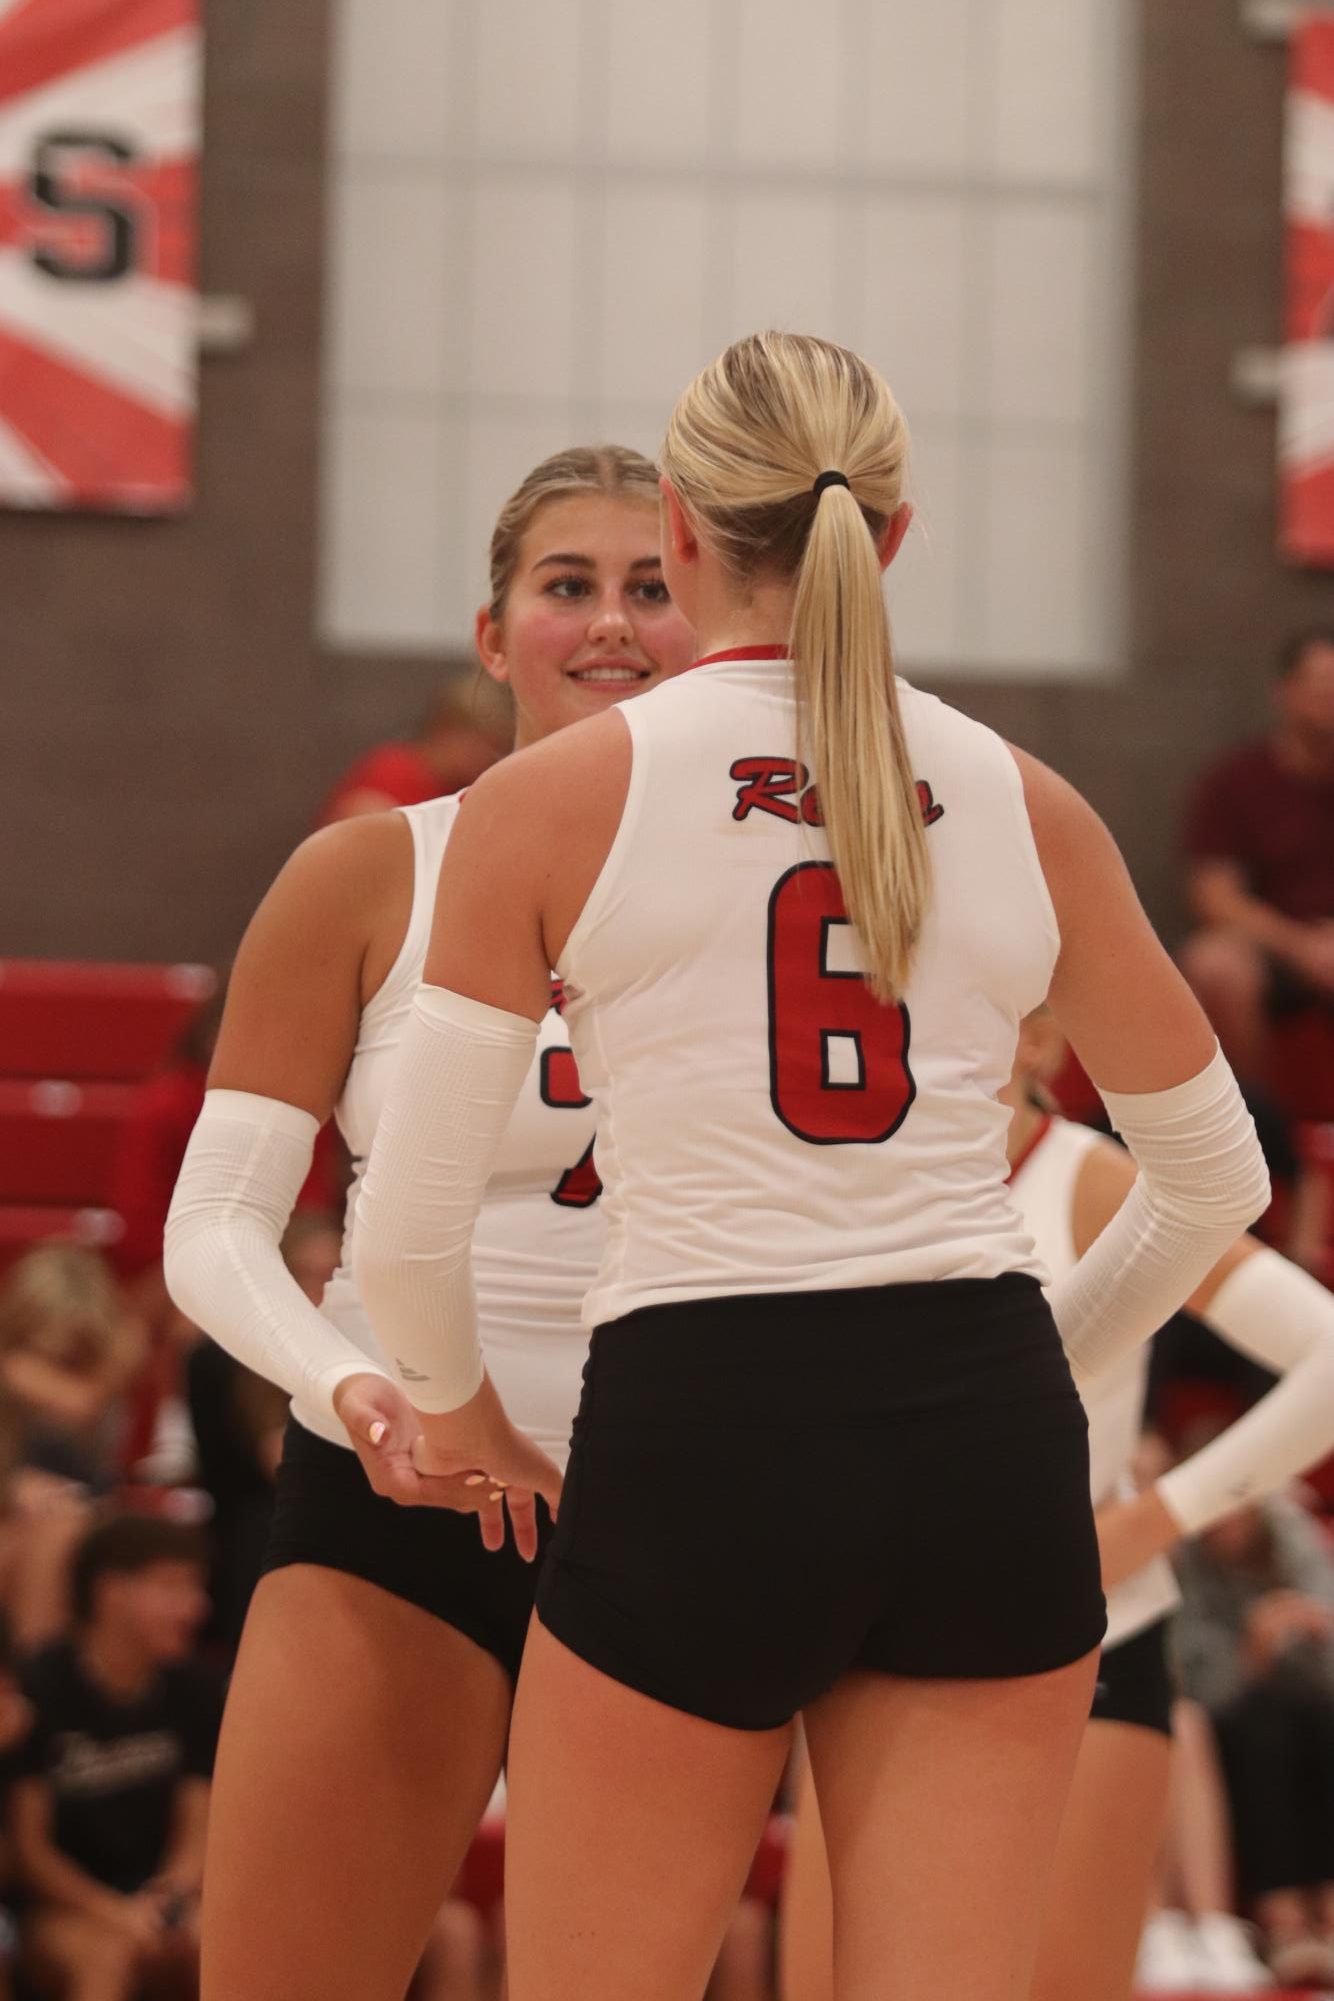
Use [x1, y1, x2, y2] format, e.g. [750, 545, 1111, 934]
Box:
[1094, 1486, 1180, 1592]
[332, 1371, 518, 1516]
[411, 1373, 562, 1561]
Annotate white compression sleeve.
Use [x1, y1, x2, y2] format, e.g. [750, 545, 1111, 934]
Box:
[351, 985, 539, 1415]
[164, 1090, 391, 1426]
[1156, 1248, 1334, 1534]
[1051, 1047, 1270, 1384]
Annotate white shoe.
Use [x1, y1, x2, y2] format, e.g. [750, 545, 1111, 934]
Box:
[1135, 1908, 1211, 1992]
[1192, 1911, 1275, 1991]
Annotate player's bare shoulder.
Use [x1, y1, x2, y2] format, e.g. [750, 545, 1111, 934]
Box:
[452, 710, 631, 873]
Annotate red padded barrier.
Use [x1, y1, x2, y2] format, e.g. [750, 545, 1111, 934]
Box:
[0, 1080, 136, 1203]
[0, 1203, 123, 1274]
[0, 960, 214, 1082]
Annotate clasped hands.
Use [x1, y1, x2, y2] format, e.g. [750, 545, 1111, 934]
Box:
[332, 1369, 561, 1561]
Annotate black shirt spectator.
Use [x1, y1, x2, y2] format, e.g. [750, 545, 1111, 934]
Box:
[13, 1641, 220, 1895]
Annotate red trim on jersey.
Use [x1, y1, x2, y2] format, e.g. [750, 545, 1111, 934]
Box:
[1006, 1112, 1052, 1185]
[693, 645, 790, 668]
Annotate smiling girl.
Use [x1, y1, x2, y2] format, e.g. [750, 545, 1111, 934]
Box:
[162, 446, 695, 2001]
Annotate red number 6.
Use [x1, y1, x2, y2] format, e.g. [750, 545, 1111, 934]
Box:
[766, 862, 915, 1145]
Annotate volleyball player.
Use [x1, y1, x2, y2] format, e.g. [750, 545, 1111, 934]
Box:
[353, 333, 1270, 2001]
[781, 1005, 1334, 2000]
[162, 447, 695, 2001]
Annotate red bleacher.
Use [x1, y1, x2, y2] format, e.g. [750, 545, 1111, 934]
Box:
[0, 959, 215, 1271]
[0, 958, 214, 1082]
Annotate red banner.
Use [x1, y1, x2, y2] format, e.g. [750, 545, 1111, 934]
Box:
[1281, 16, 1334, 565]
[0, 0, 200, 513]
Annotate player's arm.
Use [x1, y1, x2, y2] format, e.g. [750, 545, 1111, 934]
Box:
[1064, 1095, 1334, 1592]
[1017, 751, 1269, 1382]
[351, 719, 630, 1544]
[164, 818, 409, 1429]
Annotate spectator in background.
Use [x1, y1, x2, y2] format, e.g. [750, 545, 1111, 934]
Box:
[0, 1248, 143, 1494]
[1181, 629, 1334, 1085]
[315, 682, 507, 827]
[1174, 1493, 1334, 1986]
[10, 1515, 220, 2001]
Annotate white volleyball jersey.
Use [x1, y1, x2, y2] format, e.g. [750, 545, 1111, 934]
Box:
[1011, 1114, 1179, 1649]
[558, 653, 1057, 1328]
[293, 794, 600, 1464]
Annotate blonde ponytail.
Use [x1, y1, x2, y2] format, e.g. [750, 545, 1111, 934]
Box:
[792, 480, 928, 1001]
[663, 333, 928, 1002]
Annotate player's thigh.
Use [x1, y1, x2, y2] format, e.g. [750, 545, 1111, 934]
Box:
[202, 1563, 512, 2001]
[1031, 1717, 1171, 2001]
[504, 1616, 791, 2001]
[805, 1652, 1098, 2001]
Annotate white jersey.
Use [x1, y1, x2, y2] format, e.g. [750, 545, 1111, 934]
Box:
[559, 654, 1057, 1327]
[293, 795, 600, 1464]
[1011, 1114, 1179, 1649]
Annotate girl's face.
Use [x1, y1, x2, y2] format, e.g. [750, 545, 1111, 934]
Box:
[476, 494, 696, 748]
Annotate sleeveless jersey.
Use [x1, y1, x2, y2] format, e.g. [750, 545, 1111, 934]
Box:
[1011, 1114, 1178, 1649]
[292, 795, 601, 1464]
[558, 654, 1057, 1327]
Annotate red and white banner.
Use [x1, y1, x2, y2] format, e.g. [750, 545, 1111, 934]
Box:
[0, 0, 200, 513]
[1281, 16, 1334, 565]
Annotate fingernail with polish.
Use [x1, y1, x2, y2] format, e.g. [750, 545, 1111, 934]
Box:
[369, 1422, 387, 1445]
[465, 1474, 486, 1487]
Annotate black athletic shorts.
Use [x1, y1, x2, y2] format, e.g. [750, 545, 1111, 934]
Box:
[1090, 1618, 1174, 1738]
[536, 1272, 1106, 1731]
[260, 1418, 551, 1682]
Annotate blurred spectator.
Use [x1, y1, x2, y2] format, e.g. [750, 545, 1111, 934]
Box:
[0, 1248, 144, 1493]
[315, 683, 507, 827]
[186, 1211, 340, 1654]
[9, 1514, 219, 2001]
[1174, 1494, 1334, 1984]
[1135, 1698, 1275, 1992]
[1181, 629, 1334, 1087]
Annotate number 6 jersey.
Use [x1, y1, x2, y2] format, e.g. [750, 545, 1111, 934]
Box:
[558, 650, 1056, 1328]
[299, 793, 601, 1464]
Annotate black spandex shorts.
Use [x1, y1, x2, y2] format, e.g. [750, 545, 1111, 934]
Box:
[1090, 1618, 1174, 1738]
[536, 1272, 1106, 1731]
[260, 1418, 551, 1682]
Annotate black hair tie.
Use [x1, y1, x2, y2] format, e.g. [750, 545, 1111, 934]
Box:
[812, 470, 850, 497]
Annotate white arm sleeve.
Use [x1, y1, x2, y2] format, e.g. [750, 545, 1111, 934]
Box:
[163, 1089, 391, 1426]
[1051, 1046, 1270, 1383]
[1156, 1248, 1334, 1534]
[351, 985, 539, 1415]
